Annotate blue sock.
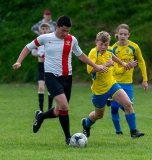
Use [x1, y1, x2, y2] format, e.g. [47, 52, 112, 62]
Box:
[86, 118, 95, 128]
[112, 113, 122, 132]
[125, 113, 136, 131]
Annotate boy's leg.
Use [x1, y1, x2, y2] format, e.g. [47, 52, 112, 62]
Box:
[33, 107, 58, 133]
[48, 93, 53, 110]
[113, 89, 144, 138]
[38, 62, 45, 112]
[38, 92, 44, 112]
[38, 80, 45, 112]
[53, 94, 71, 144]
[45, 73, 72, 144]
[82, 107, 105, 137]
[111, 106, 123, 134]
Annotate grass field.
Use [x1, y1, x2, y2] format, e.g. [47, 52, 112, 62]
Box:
[0, 84, 152, 160]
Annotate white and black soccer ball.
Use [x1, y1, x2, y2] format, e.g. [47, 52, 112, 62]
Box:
[70, 133, 88, 148]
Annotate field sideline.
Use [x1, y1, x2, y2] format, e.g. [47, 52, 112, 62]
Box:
[0, 85, 151, 160]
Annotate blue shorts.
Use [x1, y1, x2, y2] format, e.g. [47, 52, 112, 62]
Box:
[110, 83, 133, 108]
[92, 83, 122, 109]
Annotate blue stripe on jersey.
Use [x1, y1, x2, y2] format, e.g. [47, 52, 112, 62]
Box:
[112, 46, 118, 55]
[92, 73, 96, 80]
[107, 49, 113, 53]
[128, 45, 135, 55]
[128, 45, 136, 60]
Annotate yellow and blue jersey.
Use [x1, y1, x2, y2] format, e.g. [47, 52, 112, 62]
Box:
[87, 46, 116, 95]
[112, 40, 148, 83]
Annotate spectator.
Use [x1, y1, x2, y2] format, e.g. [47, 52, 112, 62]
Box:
[31, 10, 56, 35]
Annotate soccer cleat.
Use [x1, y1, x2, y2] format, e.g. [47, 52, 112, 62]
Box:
[66, 137, 71, 146]
[131, 129, 145, 138]
[33, 110, 43, 133]
[81, 118, 90, 137]
[116, 131, 123, 134]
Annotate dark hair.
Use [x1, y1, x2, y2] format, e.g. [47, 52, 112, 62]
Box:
[57, 15, 72, 27]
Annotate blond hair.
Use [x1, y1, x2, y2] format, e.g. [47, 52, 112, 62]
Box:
[96, 31, 111, 42]
[39, 23, 50, 30]
[115, 24, 130, 40]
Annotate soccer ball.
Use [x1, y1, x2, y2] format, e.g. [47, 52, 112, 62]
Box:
[70, 133, 88, 148]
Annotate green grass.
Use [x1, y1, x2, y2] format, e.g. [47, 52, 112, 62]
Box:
[0, 84, 152, 160]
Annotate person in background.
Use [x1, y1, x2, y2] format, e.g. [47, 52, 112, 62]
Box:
[12, 15, 108, 146]
[81, 31, 145, 139]
[31, 10, 56, 35]
[109, 24, 148, 134]
[31, 23, 53, 112]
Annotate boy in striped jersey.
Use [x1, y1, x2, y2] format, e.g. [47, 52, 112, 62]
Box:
[110, 24, 148, 135]
[13, 15, 108, 146]
[32, 23, 53, 112]
[81, 31, 144, 139]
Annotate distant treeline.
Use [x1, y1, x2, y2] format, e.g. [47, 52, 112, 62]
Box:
[0, 0, 152, 83]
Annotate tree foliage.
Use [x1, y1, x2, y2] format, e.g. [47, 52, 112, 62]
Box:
[0, 0, 152, 83]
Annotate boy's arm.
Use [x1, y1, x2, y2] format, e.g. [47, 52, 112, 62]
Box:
[12, 46, 30, 69]
[32, 52, 39, 57]
[77, 53, 108, 73]
[135, 46, 148, 92]
[103, 60, 114, 67]
[112, 54, 131, 70]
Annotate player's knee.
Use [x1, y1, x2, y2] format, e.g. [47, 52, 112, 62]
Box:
[58, 102, 68, 110]
[96, 113, 104, 119]
[123, 101, 132, 111]
[39, 86, 44, 92]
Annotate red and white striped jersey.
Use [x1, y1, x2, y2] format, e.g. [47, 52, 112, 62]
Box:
[27, 32, 82, 76]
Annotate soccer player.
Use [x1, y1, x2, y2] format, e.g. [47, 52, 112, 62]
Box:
[81, 31, 145, 138]
[110, 24, 148, 134]
[31, 23, 53, 112]
[12, 15, 109, 146]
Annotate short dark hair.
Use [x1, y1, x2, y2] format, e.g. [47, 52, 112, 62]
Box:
[57, 15, 72, 27]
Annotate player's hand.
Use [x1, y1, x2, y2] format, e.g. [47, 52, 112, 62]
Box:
[142, 81, 148, 93]
[128, 60, 137, 68]
[98, 64, 108, 72]
[104, 60, 114, 67]
[12, 62, 21, 69]
[122, 62, 130, 70]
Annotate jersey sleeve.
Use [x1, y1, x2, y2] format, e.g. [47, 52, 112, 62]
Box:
[87, 49, 97, 74]
[37, 46, 45, 57]
[72, 36, 83, 56]
[26, 35, 44, 51]
[31, 48, 38, 54]
[135, 45, 148, 81]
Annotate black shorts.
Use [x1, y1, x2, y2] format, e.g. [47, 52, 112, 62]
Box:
[45, 73, 72, 103]
[38, 62, 44, 81]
